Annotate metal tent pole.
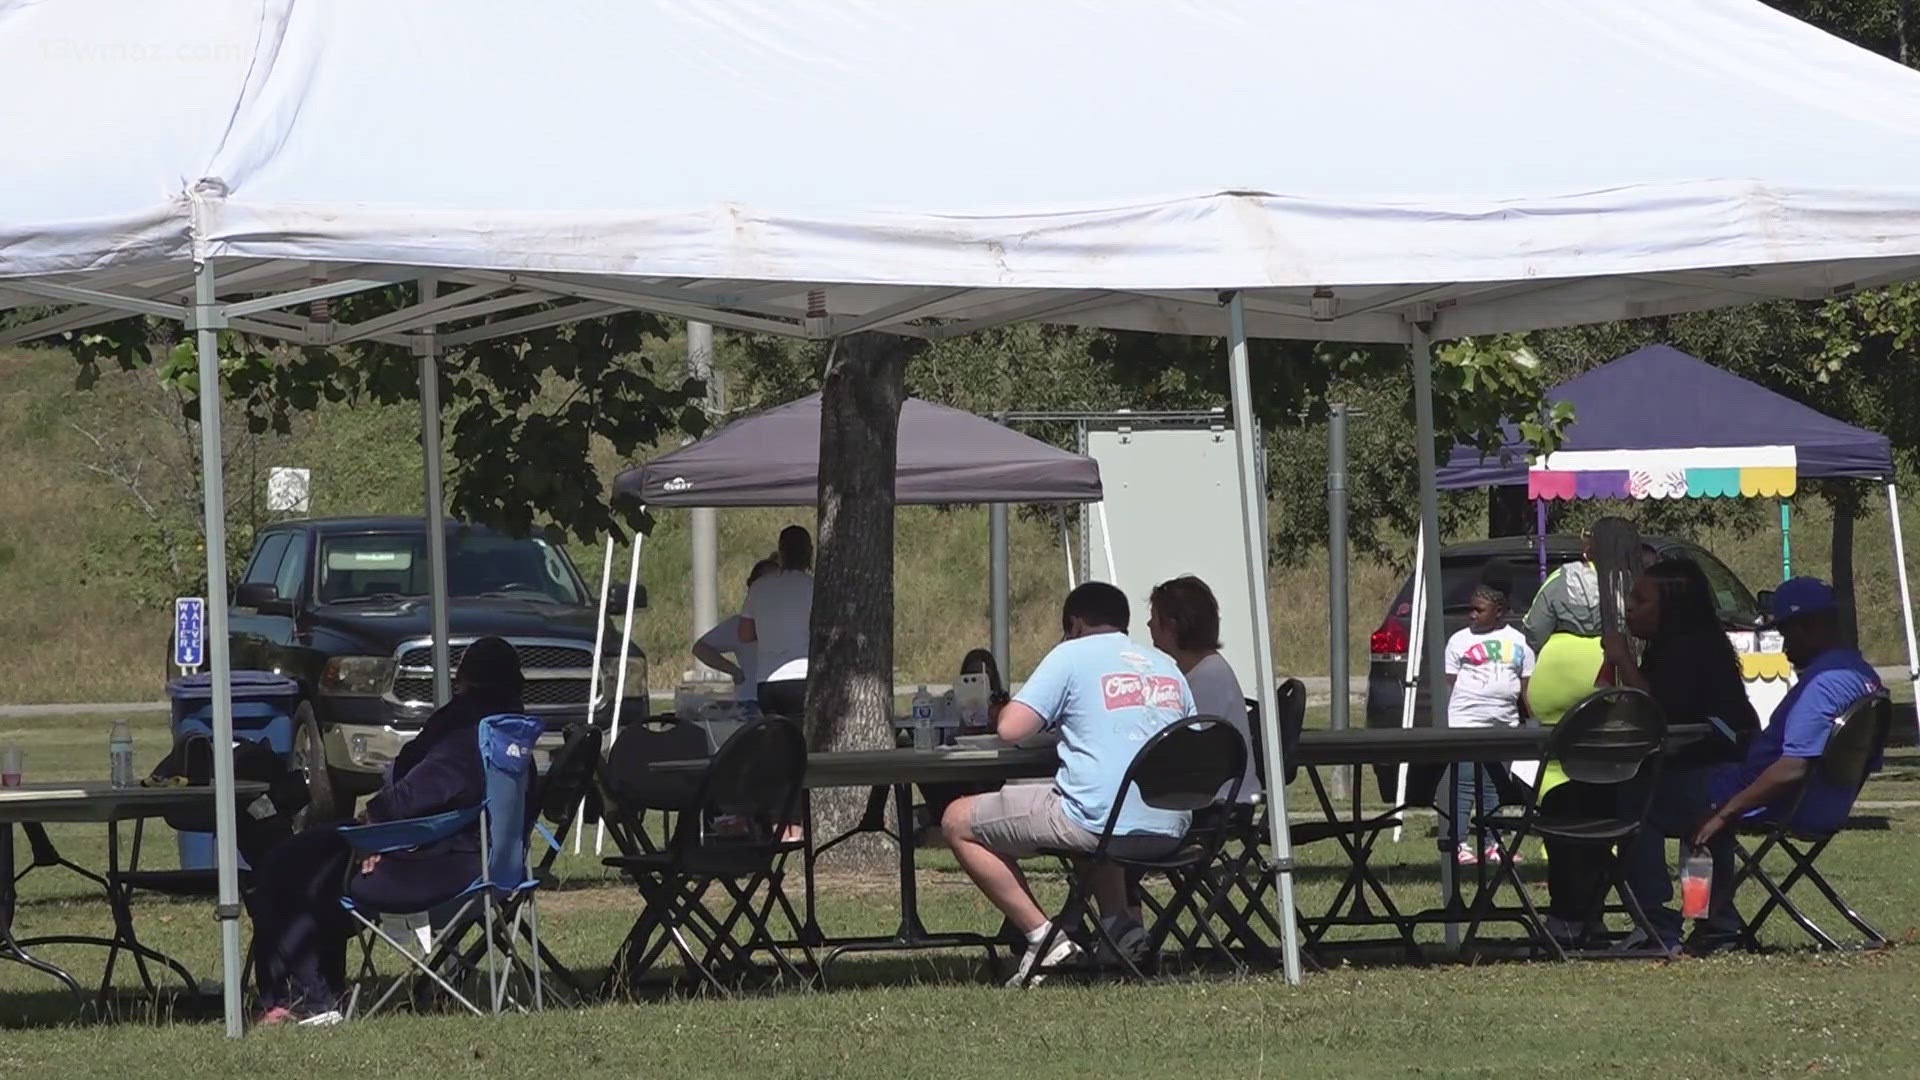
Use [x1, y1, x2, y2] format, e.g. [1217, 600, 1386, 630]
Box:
[1781, 501, 1793, 581]
[1535, 498, 1549, 582]
[688, 322, 719, 678]
[596, 536, 645, 854]
[990, 502, 1011, 677]
[1888, 484, 1920, 738]
[1390, 521, 1427, 844]
[576, 536, 615, 854]
[1328, 404, 1352, 729]
[1224, 292, 1303, 986]
[1059, 509, 1077, 589]
[1408, 319, 1456, 945]
[192, 260, 245, 1037]
[418, 277, 453, 706]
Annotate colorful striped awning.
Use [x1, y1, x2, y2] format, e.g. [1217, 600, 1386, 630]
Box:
[1528, 445, 1797, 501]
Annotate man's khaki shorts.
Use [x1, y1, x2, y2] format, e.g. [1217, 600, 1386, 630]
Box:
[967, 784, 1180, 859]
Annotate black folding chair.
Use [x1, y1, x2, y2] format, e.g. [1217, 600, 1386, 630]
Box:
[595, 716, 711, 859]
[1460, 687, 1669, 961]
[1019, 714, 1247, 985]
[1728, 692, 1891, 951]
[1194, 680, 1419, 964]
[603, 717, 816, 996]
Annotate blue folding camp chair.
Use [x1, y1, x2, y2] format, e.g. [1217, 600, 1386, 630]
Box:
[336, 713, 547, 1017]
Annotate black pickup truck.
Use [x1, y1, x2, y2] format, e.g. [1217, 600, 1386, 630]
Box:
[214, 517, 643, 819]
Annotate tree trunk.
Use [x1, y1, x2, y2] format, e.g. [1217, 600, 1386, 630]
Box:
[806, 332, 911, 867]
[1831, 486, 1860, 647]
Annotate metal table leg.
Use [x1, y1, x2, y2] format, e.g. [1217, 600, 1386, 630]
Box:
[0, 824, 86, 998]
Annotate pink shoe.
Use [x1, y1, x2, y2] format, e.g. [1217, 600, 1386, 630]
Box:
[1455, 842, 1479, 866]
[256, 1006, 295, 1028]
[1483, 844, 1506, 865]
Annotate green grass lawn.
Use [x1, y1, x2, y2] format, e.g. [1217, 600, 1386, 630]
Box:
[2, 712, 1918, 1077]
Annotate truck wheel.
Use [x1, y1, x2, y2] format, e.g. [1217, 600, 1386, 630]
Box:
[294, 705, 339, 825]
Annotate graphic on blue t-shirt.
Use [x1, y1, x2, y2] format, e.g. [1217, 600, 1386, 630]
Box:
[1013, 632, 1195, 837]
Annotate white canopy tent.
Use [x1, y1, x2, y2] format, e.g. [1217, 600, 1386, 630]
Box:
[7, 0, 1920, 1032]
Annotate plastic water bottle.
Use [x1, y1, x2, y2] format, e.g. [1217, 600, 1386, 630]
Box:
[911, 686, 936, 750]
[109, 719, 135, 789]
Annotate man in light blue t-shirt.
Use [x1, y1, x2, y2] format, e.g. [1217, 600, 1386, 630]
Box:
[942, 582, 1195, 986]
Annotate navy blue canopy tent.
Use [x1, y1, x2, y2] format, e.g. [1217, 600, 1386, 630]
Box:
[1429, 343, 1915, 714]
[1438, 345, 1893, 491]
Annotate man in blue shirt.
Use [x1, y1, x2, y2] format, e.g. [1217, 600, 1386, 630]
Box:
[942, 581, 1196, 986]
[1691, 578, 1884, 945]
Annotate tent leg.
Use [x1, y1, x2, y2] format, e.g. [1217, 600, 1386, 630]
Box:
[1888, 484, 1920, 739]
[598, 535, 645, 855]
[1535, 498, 1548, 582]
[1781, 501, 1792, 582]
[1408, 320, 1455, 946]
[418, 277, 453, 707]
[688, 321, 720, 678]
[1059, 508, 1077, 589]
[990, 502, 1010, 678]
[1390, 522, 1427, 844]
[1224, 292, 1303, 986]
[192, 260, 245, 1038]
[1328, 402, 1351, 735]
[578, 537, 615, 855]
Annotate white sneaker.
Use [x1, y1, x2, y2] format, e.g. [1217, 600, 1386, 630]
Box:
[296, 1009, 345, 1027]
[1008, 932, 1082, 988]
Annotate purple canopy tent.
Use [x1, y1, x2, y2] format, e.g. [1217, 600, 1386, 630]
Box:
[1433, 343, 1916, 715]
[616, 394, 1102, 506]
[1439, 345, 1893, 491]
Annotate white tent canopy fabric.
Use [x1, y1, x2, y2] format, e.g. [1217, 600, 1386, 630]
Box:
[9, 0, 1920, 1030]
[7, 0, 1920, 342]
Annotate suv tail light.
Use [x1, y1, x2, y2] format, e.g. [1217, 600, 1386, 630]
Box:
[1370, 617, 1410, 659]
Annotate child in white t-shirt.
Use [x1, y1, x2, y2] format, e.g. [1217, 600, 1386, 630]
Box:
[1443, 584, 1535, 865]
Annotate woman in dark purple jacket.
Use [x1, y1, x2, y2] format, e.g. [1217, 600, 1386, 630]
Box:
[246, 637, 524, 1026]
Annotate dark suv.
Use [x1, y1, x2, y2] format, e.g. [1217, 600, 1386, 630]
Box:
[211, 518, 644, 818]
[1364, 533, 1763, 733]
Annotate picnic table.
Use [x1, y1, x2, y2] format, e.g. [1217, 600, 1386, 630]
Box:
[0, 781, 267, 1003]
[654, 726, 1706, 970]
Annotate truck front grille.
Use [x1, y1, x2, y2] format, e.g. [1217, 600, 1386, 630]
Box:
[397, 643, 588, 671]
[388, 637, 601, 714]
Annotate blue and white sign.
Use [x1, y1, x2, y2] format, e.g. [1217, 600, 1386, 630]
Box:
[174, 596, 206, 670]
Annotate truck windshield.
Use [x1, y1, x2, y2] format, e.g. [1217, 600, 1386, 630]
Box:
[316, 533, 586, 606]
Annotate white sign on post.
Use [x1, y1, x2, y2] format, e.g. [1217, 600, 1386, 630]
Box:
[267, 467, 312, 513]
[174, 596, 206, 674]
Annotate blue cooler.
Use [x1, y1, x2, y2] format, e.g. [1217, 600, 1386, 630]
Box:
[167, 671, 301, 869]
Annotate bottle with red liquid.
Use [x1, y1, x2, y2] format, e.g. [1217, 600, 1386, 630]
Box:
[1680, 844, 1713, 920]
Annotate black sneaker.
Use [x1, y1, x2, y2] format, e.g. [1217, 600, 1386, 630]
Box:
[1683, 928, 1743, 957]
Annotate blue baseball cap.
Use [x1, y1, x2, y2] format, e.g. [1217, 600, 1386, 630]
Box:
[1768, 577, 1838, 625]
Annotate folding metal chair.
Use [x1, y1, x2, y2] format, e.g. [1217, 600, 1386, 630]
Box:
[1460, 687, 1670, 961]
[1728, 692, 1891, 951]
[1192, 681, 1416, 965]
[425, 721, 604, 1006]
[603, 717, 815, 996]
[339, 713, 547, 1017]
[596, 716, 711, 859]
[1020, 714, 1247, 985]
